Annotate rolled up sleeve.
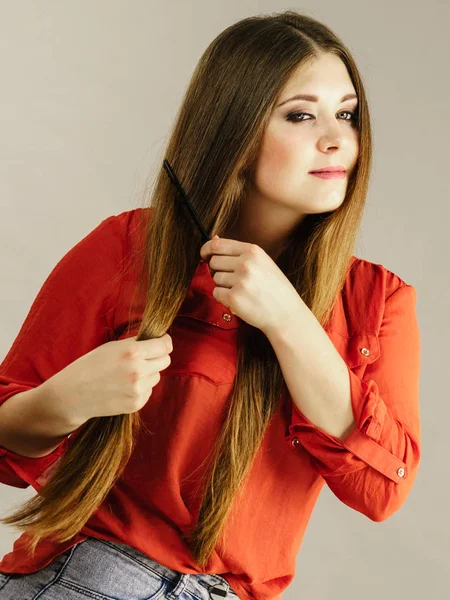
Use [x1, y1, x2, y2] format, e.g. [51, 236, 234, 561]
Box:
[286, 284, 421, 521]
[0, 213, 127, 489]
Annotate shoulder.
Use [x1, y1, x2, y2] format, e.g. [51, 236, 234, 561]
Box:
[105, 206, 148, 235]
[348, 254, 414, 302]
[107, 207, 152, 250]
[336, 255, 417, 338]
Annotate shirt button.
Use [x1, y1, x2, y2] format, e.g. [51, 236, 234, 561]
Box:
[360, 347, 370, 356]
[291, 437, 300, 448]
[397, 467, 405, 477]
[222, 313, 232, 322]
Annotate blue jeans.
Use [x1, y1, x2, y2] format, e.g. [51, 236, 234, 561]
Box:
[0, 537, 241, 599]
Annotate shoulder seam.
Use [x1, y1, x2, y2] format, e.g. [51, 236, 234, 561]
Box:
[385, 281, 414, 305]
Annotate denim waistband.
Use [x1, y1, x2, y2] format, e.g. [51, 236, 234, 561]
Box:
[0, 536, 241, 600]
[94, 537, 240, 598]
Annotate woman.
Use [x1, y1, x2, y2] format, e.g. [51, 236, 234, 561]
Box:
[0, 9, 421, 600]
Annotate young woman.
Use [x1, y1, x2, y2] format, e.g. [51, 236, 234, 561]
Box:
[0, 9, 421, 600]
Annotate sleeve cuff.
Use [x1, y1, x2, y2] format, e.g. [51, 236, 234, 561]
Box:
[0, 436, 69, 490]
[285, 368, 408, 483]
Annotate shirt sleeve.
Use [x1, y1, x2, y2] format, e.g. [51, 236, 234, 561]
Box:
[0, 213, 127, 489]
[285, 283, 421, 522]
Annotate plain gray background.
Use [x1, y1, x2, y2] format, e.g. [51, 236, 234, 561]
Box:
[0, 1, 448, 598]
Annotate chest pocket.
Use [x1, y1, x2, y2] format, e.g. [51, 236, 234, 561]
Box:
[328, 330, 381, 376]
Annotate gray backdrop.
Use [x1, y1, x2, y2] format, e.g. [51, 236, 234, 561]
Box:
[0, 1, 448, 598]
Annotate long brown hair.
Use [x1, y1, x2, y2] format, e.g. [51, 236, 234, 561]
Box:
[1, 9, 371, 568]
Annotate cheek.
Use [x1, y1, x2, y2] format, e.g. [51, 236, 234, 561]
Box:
[254, 128, 302, 189]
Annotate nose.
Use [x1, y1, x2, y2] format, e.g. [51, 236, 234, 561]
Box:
[318, 135, 341, 152]
[317, 118, 342, 150]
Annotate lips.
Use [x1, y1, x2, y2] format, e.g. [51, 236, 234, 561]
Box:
[310, 171, 346, 180]
[309, 166, 346, 173]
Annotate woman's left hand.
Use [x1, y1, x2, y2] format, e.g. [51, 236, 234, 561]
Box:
[200, 235, 303, 336]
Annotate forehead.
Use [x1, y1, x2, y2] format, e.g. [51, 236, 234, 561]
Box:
[279, 54, 356, 100]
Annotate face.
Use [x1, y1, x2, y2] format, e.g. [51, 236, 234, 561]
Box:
[252, 52, 360, 216]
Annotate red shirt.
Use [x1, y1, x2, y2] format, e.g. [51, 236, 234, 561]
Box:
[0, 207, 421, 600]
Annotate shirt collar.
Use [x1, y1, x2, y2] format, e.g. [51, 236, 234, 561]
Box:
[177, 259, 241, 330]
[176, 256, 358, 332]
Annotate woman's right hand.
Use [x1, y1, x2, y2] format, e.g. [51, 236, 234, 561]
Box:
[41, 334, 173, 427]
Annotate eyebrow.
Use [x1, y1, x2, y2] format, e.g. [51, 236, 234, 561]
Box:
[276, 93, 358, 108]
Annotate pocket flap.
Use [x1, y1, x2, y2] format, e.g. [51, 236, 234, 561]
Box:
[328, 331, 380, 369]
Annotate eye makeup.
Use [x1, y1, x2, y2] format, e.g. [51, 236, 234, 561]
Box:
[285, 110, 358, 123]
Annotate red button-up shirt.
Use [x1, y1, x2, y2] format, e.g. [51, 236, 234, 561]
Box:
[0, 207, 421, 600]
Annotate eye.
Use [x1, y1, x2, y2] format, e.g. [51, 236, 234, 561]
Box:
[286, 110, 359, 124]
